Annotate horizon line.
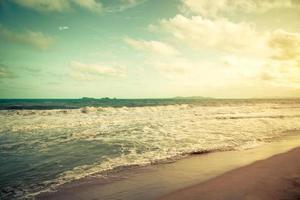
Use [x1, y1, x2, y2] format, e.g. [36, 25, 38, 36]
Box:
[0, 97, 300, 100]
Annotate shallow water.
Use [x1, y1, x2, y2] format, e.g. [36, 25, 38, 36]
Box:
[0, 99, 300, 199]
[40, 135, 300, 200]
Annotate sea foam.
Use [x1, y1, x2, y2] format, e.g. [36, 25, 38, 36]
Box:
[1, 100, 300, 199]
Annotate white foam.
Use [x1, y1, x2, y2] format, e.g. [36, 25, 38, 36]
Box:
[1, 101, 300, 198]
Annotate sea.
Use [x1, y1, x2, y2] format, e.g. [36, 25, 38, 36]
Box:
[1, 98, 300, 199]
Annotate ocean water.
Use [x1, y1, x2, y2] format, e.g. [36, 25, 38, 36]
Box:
[0, 99, 300, 199]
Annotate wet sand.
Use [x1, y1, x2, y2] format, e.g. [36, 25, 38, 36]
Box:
[161, 147, 300, 200]
[38, 135, 300, 200]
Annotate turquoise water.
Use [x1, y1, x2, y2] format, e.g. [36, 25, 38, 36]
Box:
[0, 99, 300, 199]
[0, 98, 296, 110]
[0, 98, 213, 109]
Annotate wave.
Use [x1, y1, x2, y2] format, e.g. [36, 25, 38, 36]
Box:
[23, 130, 300, 199]
[1, 100, 300, 199]
[22, 145, 246, 199]
[3, 131, 300, 200]
[1, 98, 300, 111]
[215, 115, 300, 120]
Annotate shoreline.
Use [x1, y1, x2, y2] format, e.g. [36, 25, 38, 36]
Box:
[161, 147, 300, 200]
[38, 135, 300, 200]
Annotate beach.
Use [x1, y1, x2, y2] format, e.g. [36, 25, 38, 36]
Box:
[1, 99, 300, 199]
[38, 135, 300, 200]
[2, 0, 300, 199]
[161, 147, 300, 200]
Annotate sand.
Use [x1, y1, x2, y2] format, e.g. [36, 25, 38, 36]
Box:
[38, 136, 300, 200]
[160, 147, 300, 200]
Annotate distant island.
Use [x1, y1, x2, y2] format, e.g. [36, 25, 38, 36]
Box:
[81, 97, 117, 100]
[81, 97, 96, 100]
[80, 97, 213, 100]
[173, 96, 214, 99]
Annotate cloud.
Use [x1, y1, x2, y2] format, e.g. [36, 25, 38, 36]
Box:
[59, 26, 69, 31]
[147, 10, 300, 93]
[70, 61, 127, 80]
[159, 15, 269, 55]
[219, 54, 300, 89]
[124, 38, 180, 56]
[148, 57, 248, 92]
[151, 59, 193, 77]
[257, 60, 300, 88]
[156, 13, 300, 64]
[9, 0, 146, 13]
[0, 64, 16, 79]
[269, 30, 300, 62]
[72, 0, 102, 13]
[105, 0, 146, 12]
[0, 24, 54, 50]
[180, 0, 298, 18]
[145, 51, 300, 98]
[259, 71, 276, 81]
[11, 0, 102, 13]
[219, 53, 300, 88]
[11, 0, 71, 12]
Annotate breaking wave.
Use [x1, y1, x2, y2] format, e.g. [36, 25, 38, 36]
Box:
[1, 100, 300, 199]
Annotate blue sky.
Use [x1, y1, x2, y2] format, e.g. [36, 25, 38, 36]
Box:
[0, 0, 300, 98]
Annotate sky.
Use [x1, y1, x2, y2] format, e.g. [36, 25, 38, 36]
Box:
[0, 0, 300, 98]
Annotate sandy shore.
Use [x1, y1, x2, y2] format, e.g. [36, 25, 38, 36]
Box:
[38, 136, 300, 200]
[161, 147, 300, 200]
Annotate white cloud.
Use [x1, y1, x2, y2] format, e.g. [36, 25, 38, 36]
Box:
[156, 13, 300, 64]
[180, 0, 297, 18]
[72, 0, 102, 13]
[70, 61, 127, 80]
[134, 1, 300, 97]
[160, 14, 269, 56]
[220, 54, 300, 89]
[59, 26, 70, 31]
[0, 24, 54, 50]
[151, 59, 193, 78]
[149, 57, 248, 93]
[11, 0, 102, 13]
[10, 0, 147, 13]
[147, 10, 300, 94]
[149, 54, 300, 97]
[105, 0, 145, 12]
[124, 37, 180, 56]
[269, 30, 300, 62]
[258, 60, 300, 88]
[12, 0, 71, 12]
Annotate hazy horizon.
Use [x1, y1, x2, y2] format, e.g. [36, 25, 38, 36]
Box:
[1, 96, 300, 100]
[1, 0, 300, 98]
